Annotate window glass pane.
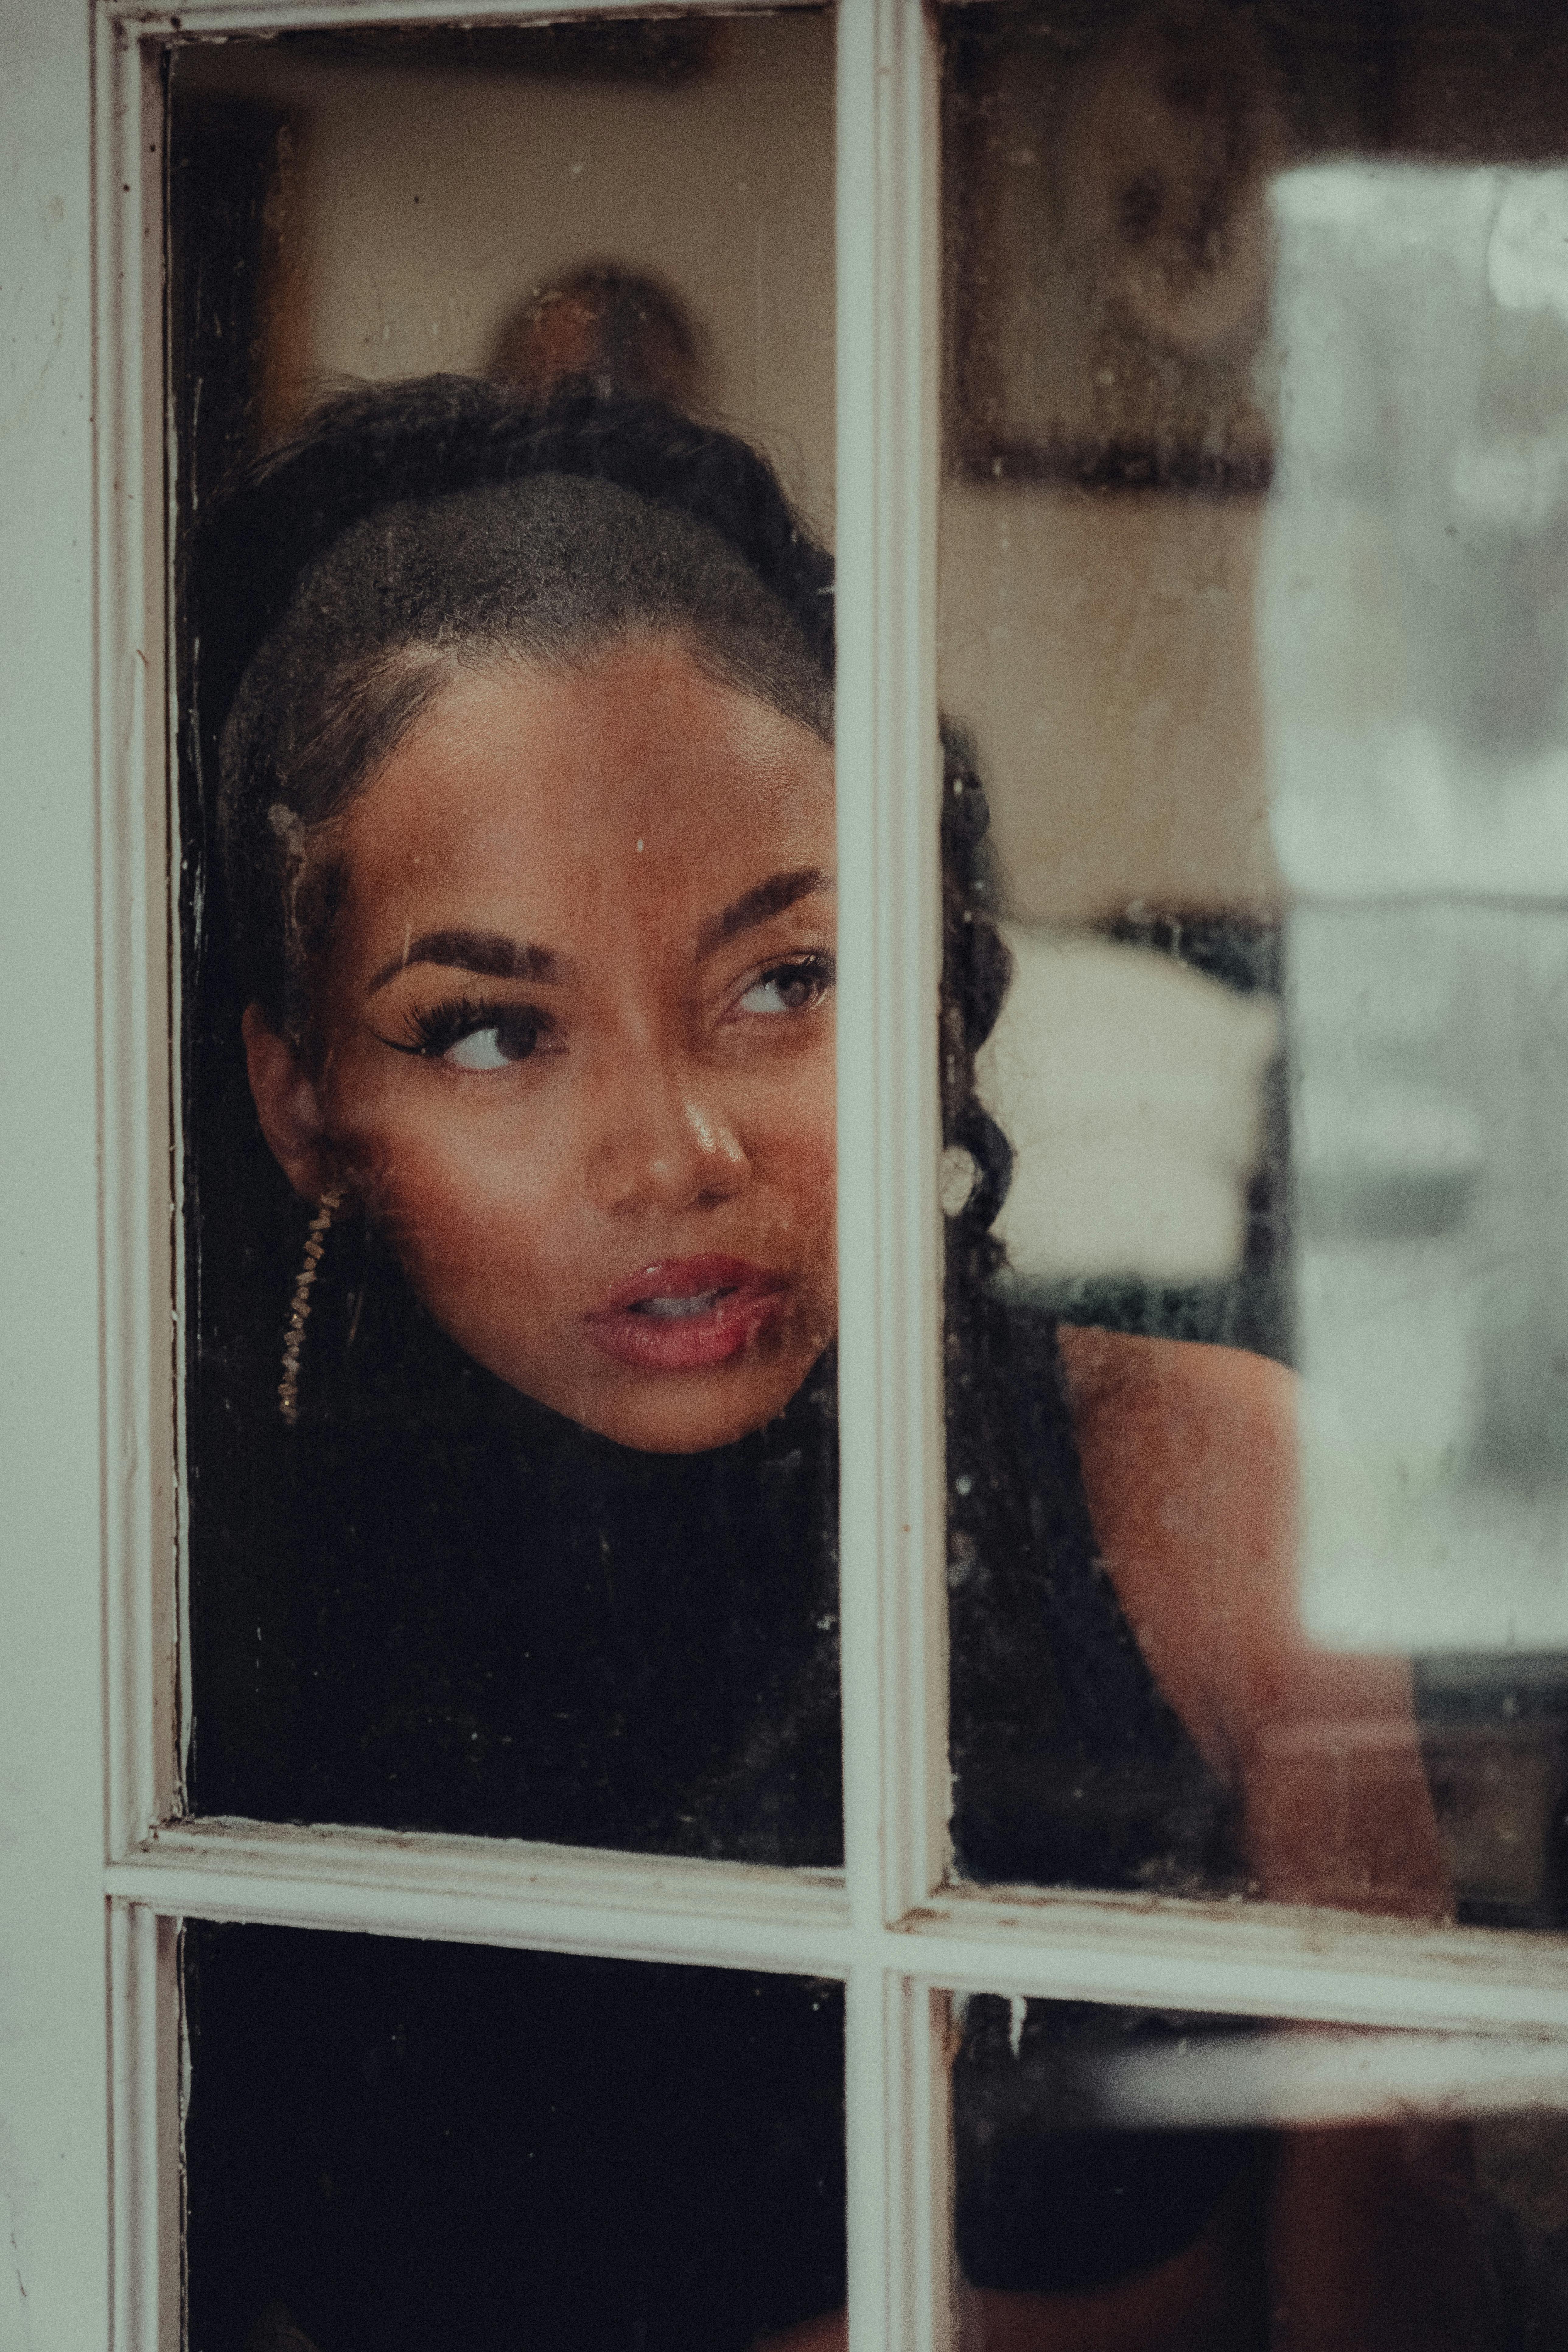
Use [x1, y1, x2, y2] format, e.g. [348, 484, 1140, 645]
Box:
[171, 21, 842, 1853]
[950, 1990, 1567, 2346]
[940, 0, 1568, 1922]
[183, 1924, 845, 2351]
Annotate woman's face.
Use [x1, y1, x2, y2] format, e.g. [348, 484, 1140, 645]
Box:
[267, 636, 837, 1453]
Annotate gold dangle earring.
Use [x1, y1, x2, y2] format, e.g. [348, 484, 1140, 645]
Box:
[278, 1186, 344, 1427]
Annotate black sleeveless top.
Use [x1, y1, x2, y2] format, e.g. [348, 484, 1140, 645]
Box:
[186, 1243, 1261, 2352]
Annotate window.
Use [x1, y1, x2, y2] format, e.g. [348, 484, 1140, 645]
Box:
[6, 1, 1568, 2346]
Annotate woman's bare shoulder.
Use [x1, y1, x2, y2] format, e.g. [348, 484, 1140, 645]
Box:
[1055, 1323, 1296, 1455]
[1051, 1328, 1447, 1919]
[1052, 1326, 1300, 1779]
[1055, 1325, 1296, 1586]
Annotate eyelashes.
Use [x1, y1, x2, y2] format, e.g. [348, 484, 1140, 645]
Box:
[372, 951, 835, 1068]
[378, 995, 553, 1066]
[735, 950, 836, 1016]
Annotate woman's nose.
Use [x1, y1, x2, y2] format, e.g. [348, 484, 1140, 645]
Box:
[584, 1057, 750, 1217]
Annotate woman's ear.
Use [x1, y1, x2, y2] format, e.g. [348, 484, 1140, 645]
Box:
[242, 1003, 332, 1201]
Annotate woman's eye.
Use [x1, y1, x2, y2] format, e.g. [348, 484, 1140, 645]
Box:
[735, 955, 835, 1018]
[380, 997, 553, 1066]
[441, 1010, 544, 1069]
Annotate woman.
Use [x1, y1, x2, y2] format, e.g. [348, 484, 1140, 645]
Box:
[187, 376, 1476, 2351]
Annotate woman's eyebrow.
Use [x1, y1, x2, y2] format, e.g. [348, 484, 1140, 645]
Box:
[366, 929, 572, 994]
[694, 866, 833, 961]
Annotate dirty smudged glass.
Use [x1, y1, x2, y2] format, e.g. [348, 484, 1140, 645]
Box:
[940, 0, 1568, 1924]
[951, 1989, 1567, 2343]
[183, 1926, 846, 2352]
[171, 19, 842, 1852]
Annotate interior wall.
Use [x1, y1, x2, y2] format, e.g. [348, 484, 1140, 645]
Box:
[939, 481, 1280, 928]
[177, 15, 838, 538]
[939, 476, 1284, 1303]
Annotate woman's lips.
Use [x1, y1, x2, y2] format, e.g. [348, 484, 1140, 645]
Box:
[585, 1255, 788, 1371]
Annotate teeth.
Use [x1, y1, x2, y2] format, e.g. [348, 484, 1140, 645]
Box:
[637, 1290, 725, 1320]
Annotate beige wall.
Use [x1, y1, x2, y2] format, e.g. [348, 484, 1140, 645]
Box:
[181, 16, 838, 537]
[939, 481, 1281, 927]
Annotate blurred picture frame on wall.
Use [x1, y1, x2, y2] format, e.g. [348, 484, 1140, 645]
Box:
[943, 0, 1281, 494]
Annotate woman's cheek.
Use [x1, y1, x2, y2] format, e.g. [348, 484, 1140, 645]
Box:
[380, 1126, 569, 1278]
[758, 1097, 836, 1229]
[748, 1041, 835, 1160]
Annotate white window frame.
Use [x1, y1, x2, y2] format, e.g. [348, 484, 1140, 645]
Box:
[7, 0, 1568, 2344]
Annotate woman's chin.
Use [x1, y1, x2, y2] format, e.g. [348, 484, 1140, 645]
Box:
[590, 1367, 817, 1453]
[544, 1349, 823, 1454]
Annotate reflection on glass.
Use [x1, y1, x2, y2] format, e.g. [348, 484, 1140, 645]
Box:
[183, 1925, 845, 2352]
[173, 24, 843, 1851]
[952, 1993, 1559, 2348]
[940, 0, 1568, 1923]
[1266, 170, 1568, 1656]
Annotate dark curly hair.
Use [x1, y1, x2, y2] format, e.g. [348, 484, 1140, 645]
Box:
[195, 373, 1012, 1286]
